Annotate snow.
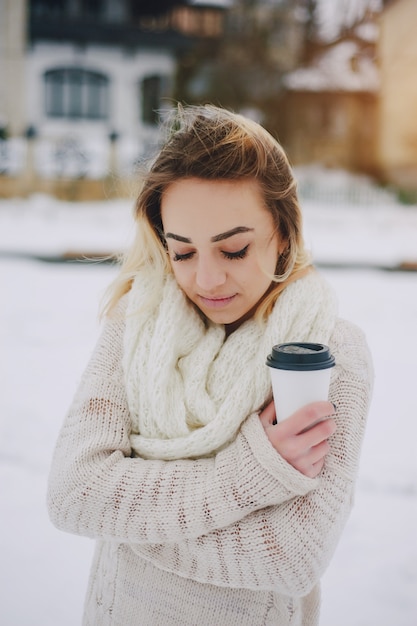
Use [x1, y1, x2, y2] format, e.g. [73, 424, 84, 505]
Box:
[354, 19, 379, 43]
[283, 0, 383, 93]
[314, 0, 383, 43]
[1, 171, 417, 625]
[283, 41, 379, 92]
[0, 193, 134, 257]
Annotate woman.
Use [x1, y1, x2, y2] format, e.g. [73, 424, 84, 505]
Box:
[47, 105, 373, 625]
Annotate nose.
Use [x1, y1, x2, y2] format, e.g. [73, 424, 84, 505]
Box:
[195, 255, 226, 292]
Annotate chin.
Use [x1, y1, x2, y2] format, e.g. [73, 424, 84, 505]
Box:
[200, 309, 238, 325]
[210, 309, 252, 328]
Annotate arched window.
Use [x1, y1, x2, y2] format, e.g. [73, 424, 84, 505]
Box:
[44, 68, 109, 119]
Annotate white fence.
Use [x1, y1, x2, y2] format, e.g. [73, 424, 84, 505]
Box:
[0, 135, 158, 180]
[295, 165, 398, 206]
[0, 140, 400, 206]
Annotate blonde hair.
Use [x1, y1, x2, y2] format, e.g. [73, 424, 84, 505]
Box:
[102, 104, 311, 320]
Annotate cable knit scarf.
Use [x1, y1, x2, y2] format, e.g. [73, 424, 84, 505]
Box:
[123, 270, 338, 461]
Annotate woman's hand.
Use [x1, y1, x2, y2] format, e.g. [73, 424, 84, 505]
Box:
[259, 400, 336, 478]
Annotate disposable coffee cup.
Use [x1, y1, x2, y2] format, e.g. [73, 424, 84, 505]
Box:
[266, 342, 335, 423]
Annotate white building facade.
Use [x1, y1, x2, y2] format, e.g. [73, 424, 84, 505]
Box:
[0, 0, 226, 181]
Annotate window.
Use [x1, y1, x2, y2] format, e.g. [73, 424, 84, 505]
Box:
[141, 74, 170, 125]
[31, 0, 67, 18]
[81, 0, 105, 18]
[45, 68, 109, 119]
[31, 0, 105, 19]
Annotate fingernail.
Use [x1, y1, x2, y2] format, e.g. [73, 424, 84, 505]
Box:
[331, 402, 337, 412]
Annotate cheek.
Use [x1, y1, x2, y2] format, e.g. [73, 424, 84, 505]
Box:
[170, 262, 190, 289]
[253, 244, 278, 279]
[236, 261, 267, 293]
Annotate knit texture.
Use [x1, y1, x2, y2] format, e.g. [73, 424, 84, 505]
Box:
[47, 285, 373, 626]
[124, 270, 338, 460]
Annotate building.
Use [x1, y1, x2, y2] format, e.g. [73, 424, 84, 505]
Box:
[0, 0, 228, 197]
[279, 17, 380, 175]
[378, 0, 417, 192]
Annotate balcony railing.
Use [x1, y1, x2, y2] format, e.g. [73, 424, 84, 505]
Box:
[29, 6, 225, 46]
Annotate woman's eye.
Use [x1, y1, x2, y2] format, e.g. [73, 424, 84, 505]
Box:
[222, 244, 249, 260]
[173, 251, 195, 262]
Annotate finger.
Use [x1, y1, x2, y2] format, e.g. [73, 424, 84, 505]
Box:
[259, 400, 276, 428]
[295, 452, 326, 478]
[308, 439, 331, 465]
[298, 417, 336, 448]
[277, 401, 335, 437]
[309, 458, 325, 478]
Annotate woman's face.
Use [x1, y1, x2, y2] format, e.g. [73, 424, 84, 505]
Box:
[161, 177, 281, 332]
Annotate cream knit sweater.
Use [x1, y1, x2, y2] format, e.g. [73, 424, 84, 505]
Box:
[47, 296, 373, 626]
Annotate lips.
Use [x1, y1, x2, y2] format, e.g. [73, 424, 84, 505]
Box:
[198, 294, 237, 309]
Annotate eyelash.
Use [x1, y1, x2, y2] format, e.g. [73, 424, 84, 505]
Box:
[173, 244, 250, 262]
[223, 244, 249, 260]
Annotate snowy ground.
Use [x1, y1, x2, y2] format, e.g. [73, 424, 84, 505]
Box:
[1, 180, 416, 625]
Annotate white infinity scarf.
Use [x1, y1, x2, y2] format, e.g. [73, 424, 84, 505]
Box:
[123, 270, 337, 461]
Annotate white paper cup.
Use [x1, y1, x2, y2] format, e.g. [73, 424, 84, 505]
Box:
[266, 343, 335, 423]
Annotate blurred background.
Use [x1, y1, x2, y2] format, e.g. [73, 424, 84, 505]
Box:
[1, 1, 416, 625]
[1, 0, 417, 199]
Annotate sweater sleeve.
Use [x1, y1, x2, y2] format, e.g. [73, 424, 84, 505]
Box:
[47, 299, 318, 545]
[131, 319, 373, 597]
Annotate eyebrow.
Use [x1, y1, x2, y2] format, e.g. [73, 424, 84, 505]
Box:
[165, 226, 254, 244]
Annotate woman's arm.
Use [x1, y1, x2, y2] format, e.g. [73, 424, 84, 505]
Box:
[47, 300, 318, 545]
[131, 319, 373, 597]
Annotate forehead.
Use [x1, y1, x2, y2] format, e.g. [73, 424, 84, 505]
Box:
[160, 178, 271, 234]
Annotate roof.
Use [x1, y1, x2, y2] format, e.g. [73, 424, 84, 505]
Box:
[283, 41, 379, 92]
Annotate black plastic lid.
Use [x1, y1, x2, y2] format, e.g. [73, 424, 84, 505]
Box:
[266, 342, 335, 371]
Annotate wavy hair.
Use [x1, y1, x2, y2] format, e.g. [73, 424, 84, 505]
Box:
[102, 104, 311, 320]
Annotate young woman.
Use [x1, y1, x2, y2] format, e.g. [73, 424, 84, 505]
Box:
[47, 105, 373, 625]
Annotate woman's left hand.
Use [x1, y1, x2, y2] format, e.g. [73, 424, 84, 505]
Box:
[259, 400, 336, 478]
